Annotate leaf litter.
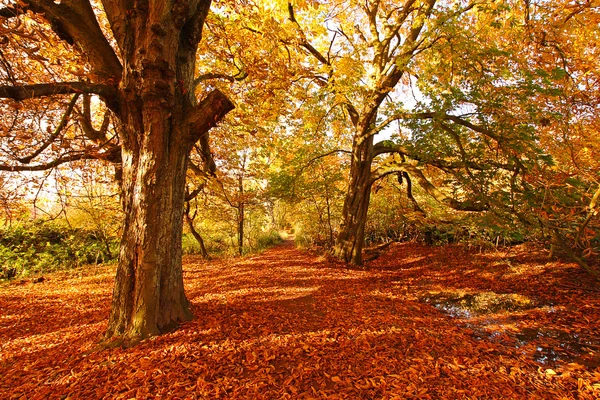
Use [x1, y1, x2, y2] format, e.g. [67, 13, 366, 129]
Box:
[1, 241, 599, 399]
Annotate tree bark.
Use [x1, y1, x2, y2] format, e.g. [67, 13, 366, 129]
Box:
[103, 0, 233, 342]
[333, 134, 375, 266]
[107, 122, 192, 340]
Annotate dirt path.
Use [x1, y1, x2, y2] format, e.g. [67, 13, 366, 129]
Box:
[1, 241, 599, 399]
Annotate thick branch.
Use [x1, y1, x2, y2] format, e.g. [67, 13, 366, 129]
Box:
[194, 71, 248, 87]
[22, 0, 122, 80]
[187, 89, 235, 173]
[373, 141, 411, 157]
[0, 82, 117, 104]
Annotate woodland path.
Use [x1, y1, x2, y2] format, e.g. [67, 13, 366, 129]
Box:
[1, 240, 599, 399]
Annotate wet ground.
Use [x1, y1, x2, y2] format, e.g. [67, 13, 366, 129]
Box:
[423, 290, 600, 369]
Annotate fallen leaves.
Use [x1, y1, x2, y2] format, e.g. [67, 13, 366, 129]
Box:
[1, 241, 599, 398]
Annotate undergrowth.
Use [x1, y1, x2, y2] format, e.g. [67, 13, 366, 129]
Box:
[0, 221, 118, 280]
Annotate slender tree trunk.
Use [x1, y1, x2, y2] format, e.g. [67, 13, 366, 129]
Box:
[237, 202, 244, 256]
[321, 165, 334, 246]
[237, 156, 245, 256]
[333, 134, 375, 266]
[185, 208, 210, 260]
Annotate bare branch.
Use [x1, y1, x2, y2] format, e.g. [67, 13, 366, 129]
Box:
[17, 93, 80, 164]
[372, 161, 488, 211]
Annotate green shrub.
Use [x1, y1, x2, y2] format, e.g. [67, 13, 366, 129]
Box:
[255, 230, 283, 250]
[0, 221, 118, 279]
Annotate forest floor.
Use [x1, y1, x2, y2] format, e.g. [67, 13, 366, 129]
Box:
[1, 240, 600, 399]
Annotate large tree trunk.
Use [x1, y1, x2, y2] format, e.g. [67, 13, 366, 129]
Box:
[107, 120, 192, 339]
[333, 134, 374, 266]
[104, 1, 233, 342]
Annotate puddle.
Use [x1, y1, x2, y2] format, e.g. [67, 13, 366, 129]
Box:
[423, 291, 536, 317]
[422, 291, 600, 369]
[517, 328, 600, 368]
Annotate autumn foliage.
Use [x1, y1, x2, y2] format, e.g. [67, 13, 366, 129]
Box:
[0, 0, 599, 395]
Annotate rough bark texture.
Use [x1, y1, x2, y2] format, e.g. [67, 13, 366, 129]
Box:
[100, 0, 233, 341]
[333, 133, 375, 266]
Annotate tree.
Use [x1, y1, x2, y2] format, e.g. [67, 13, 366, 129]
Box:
[282, 0, 597, 267]
[282, 0, 490, 265]
[0, 1, 233, 341]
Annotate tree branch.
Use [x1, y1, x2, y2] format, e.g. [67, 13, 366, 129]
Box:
[373, 141, 411, 157]
[398, 171, 426, 214]
[287, 3, 330, 66]
[17, 93, 80, 164]
[194, 71, 248, 87]
[0, 149, 116, 172]
[0, 82, 118, 104]
[0, 3, 27, 18]
[369, 111, 503, 142]
[187, 89, 235, 174]
[78, 94, 110, 142]
[439, 122, 473, 179]
[372, 161, 488, 211]
[300, 149, 351, 173]
[21, 0, 122, 80]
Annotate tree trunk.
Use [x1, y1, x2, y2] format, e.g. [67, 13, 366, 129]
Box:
[237, 202, 244, 256]
[107, 122, 192, 340]
[103, 1, 233, 342]
[185, 208, 210, 260]
[333, 134, 374, 266]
